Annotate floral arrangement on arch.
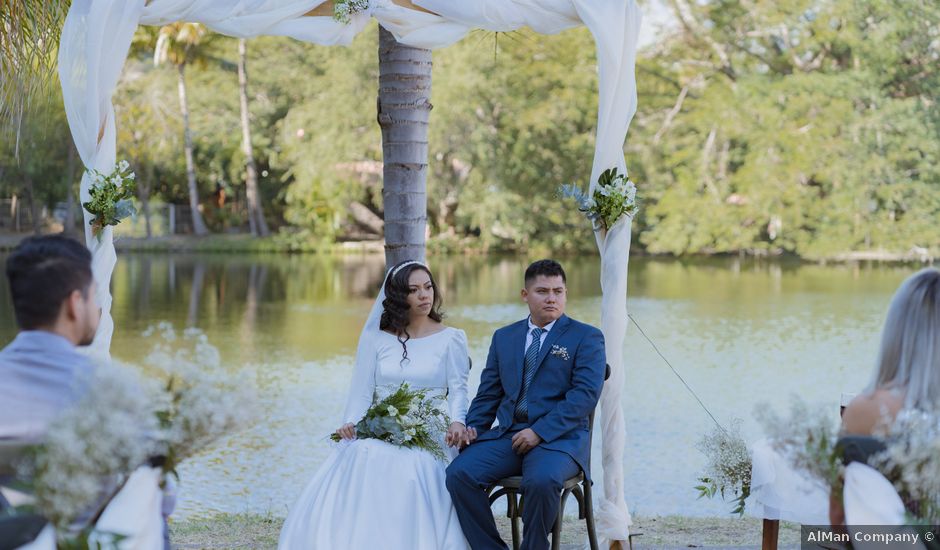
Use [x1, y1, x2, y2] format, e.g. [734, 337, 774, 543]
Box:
[560, 167, 638, 232]
[83, 160, 136, 238]
[333, 0, 370, 24]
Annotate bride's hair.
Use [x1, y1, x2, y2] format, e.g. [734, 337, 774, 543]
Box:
[868, 267, 940, 411]
[380, 261, 444, 364]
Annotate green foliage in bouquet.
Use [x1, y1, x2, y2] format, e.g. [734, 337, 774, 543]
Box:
[695, 419, 752, 516]
[331, 382, 450, 460]
[82, 160, 137, 238]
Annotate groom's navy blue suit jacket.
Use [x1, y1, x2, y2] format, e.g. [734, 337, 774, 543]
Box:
[466, 314, 606, 477]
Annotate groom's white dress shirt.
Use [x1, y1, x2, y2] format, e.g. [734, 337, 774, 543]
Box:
[525, 317, 556, 350]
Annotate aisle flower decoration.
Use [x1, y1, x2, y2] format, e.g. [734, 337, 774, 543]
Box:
[560, 167, 638, 231]
[695, 419, 752, 516]
[8, 326, 255, 547]
[82, 160, 136, 238]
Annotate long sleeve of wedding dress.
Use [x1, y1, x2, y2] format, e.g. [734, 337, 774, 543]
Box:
[446, 330, 470, 425]
[341, 336, 377, 425]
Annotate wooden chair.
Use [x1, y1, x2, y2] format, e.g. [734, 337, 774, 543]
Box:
[486, 365, 610, 550]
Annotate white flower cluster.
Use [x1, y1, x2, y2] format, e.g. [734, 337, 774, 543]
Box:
[15, 325, 254, 534]
[757, 397, 844, 490]
[17, 365, 160, 530]
[142, 323, 255, 463]
[697, 419, 751, 491]
[870, 410, 940, 521]
[333, 0, 370, 24]
[696, 418, 752, 514]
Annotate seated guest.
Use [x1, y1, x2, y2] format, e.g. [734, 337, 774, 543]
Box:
[831, 267, 940, 525]
[0, 235, 100, 441]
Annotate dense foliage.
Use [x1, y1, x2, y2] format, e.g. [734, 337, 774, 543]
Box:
[1, 2, 937, 258]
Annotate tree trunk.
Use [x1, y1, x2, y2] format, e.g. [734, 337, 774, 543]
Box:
[24, 174, 41, 234]
[377, 25, 431, 269]
[238, 39, 270, 237]
[63, 140, 78, 236]
[138, 164, 153, 239]
[177, 63, 209, 236]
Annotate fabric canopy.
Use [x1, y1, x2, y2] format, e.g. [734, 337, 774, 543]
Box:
[58, 0, 641, 543]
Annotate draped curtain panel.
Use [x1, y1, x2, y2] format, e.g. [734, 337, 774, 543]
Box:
[58, 0, 641, 543]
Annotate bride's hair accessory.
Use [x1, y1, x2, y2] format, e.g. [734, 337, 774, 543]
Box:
[391, 260, 427, 278]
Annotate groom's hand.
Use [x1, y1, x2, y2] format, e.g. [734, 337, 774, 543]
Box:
[511, 428, 541, 455]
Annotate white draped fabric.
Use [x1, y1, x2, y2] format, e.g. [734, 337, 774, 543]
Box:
[745, 439, 829, 525]
[58, 0, 641, 542]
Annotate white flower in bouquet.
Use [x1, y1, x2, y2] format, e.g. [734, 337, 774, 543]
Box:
[386, 405, 400, 417]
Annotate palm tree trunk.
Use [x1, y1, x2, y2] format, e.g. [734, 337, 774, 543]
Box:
[377, 25, 431, 268]
[238, 39, 269, 237]
[177, 63, 209, 236]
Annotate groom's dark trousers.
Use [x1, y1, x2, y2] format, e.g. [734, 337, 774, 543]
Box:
[446, 315, 606, 550]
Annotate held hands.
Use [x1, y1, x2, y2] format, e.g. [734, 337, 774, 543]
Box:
[511, 428, 541, 455]
[335, 422, 356, 441]
[445, 422, 475, 449]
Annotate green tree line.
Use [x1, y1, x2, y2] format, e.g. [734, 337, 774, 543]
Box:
[1, 2, 938, 259]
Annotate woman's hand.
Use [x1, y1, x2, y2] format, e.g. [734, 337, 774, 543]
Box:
[335, 422, 356, 441]
[446, 422, 469, 448]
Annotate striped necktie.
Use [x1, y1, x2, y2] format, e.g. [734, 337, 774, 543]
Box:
[514, 327, 545, 423]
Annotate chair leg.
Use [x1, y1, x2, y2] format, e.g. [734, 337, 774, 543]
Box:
[511, 493, 521, 550]
[552, 489, 571, 550]
[583, 480, 599, 550]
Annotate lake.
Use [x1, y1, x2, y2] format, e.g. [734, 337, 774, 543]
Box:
[0, 253, 921, 519]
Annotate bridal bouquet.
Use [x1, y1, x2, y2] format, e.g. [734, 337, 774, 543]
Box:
[83, 160, 137, 238]
[331, 382, 449, 460]
[559, 167, 638, 231]
[695, 419, 752, 516]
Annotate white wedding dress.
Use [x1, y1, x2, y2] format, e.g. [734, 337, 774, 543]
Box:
[278, 326, 471, 550]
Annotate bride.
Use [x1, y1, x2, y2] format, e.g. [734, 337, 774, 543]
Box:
[278, 260, 471, 550]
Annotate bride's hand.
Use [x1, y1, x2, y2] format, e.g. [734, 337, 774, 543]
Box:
[446, 422, 468, 447]
[336, 423, 356, 440]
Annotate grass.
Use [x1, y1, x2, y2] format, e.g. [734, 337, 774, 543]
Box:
[169, 512, 803, 549]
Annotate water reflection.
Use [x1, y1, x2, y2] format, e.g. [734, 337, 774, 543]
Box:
[0, 254, 926, 518]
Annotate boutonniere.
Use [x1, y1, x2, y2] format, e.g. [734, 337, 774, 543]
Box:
[550, 345, 570, 361]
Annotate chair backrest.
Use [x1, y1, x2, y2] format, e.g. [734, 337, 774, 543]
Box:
[837, 435, 886, 466]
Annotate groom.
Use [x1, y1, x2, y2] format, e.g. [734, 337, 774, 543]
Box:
[446, 259, 606, 550]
